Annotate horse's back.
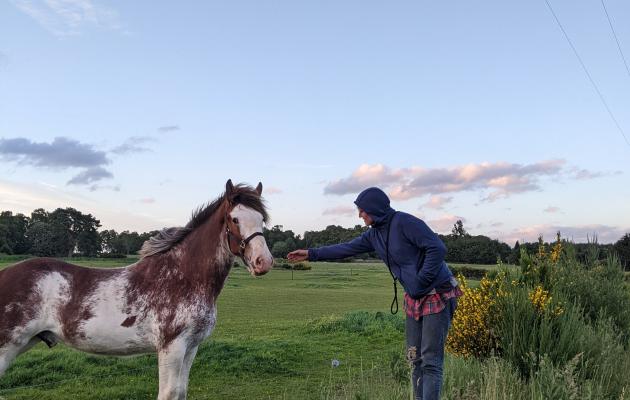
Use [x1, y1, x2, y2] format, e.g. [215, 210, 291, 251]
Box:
[0, 258, 123, 347]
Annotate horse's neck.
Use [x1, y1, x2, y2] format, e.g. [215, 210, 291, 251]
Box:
[177, 210, 234, 297]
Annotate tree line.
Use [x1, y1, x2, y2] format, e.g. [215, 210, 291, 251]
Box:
[1, 208, 628, 269]
[0, 209, 157, 258]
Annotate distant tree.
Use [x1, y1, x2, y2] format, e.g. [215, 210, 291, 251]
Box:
[30, 208, 49, 225]
[451, 220, 468, 238]
[441, 234, 511, 264]
[99, 229, 119, 254]
[49, 208, 101, 257]
[614, 233, 630, 270]
[26, 221, 57, 257]
[0, 223, 11, 254]
[271, 241, 290, 259]
[111, 230, 156, 255]
[0, 211, 30, 254]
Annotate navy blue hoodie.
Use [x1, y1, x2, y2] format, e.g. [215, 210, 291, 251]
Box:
[308, 188, 454, 298]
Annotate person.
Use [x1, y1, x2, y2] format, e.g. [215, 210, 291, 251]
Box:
[287, 187, 462, 400]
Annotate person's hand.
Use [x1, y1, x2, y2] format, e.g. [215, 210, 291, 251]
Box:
[287, 249, 309, 262]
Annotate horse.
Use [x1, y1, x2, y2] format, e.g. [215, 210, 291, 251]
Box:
[0, 180, 274, 399]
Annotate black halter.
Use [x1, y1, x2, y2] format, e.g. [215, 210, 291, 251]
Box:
[225, 219, 264, 258]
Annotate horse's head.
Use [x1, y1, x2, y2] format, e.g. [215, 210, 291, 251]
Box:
[224, 179, 274, 276]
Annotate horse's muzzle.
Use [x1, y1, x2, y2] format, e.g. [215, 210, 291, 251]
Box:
[250, 255, 273, 276]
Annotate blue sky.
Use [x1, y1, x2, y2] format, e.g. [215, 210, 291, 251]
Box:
[1, 0, 629, 244]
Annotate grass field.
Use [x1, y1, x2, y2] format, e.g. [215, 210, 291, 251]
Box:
[1, 257, 484, 399]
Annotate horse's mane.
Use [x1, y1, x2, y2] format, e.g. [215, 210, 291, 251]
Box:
[139, 184, 268, 259]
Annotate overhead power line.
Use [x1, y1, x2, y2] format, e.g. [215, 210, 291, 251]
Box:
[544, 0, 630, 147]
[600, 0, 630, 78]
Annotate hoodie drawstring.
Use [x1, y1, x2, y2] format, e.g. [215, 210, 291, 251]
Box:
[385, 212, 399, 314]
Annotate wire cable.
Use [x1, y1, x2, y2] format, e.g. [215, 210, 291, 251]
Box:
[544, 0, 630, 147]
[600, 0, 630, 78]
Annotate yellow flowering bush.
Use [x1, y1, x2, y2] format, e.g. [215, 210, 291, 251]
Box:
[448, 236, 567, 359]
[528, 285, 564, 316]
[447, 272, 510, 358]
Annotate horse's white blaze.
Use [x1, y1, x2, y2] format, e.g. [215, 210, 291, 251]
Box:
[230, 204, 273, 273]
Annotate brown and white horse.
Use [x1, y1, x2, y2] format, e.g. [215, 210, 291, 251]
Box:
[0, 180, 273, 399]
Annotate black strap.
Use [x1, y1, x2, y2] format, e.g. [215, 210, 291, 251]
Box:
[226, 226, 263, 258]
[385, 212, 399, 314]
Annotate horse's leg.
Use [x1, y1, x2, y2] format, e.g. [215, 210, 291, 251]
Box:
[157, 339, 188, 400]
[177, 344, 199, 400]
[0, 336, 40, 377]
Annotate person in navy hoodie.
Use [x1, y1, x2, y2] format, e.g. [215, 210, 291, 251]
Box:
[288, 187, 462, 400]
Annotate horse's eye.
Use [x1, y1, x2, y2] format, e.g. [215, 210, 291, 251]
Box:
[232, 218, 239, 224]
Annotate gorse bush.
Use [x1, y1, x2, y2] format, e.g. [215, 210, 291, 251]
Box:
[445, 234, 630, 399]
[446, 272, 507, 358]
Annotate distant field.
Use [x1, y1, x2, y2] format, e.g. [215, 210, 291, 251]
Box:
[0, 256, 497, 399]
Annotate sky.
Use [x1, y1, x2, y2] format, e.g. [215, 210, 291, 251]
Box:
[1, 0, 629, 245]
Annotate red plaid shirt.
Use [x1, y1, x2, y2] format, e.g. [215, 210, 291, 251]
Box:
[404, 285, 463, 320]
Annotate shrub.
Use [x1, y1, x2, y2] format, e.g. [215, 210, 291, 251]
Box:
[449, 265, 487, 280]
[276, 261, 311, 270]
[446, 271, 511, 358]
[555, 253, 630, 339]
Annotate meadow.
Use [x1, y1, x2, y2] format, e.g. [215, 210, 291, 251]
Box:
[0, 254, 628, 399]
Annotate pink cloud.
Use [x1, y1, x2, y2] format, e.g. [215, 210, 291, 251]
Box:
[324, 159, 588, 202]
[265, 186, 283, 195]
[422, 195, 453, 210]
[544, 206, 561, 213]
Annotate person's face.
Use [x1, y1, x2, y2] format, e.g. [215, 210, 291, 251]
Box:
[358, 208, 374, 226]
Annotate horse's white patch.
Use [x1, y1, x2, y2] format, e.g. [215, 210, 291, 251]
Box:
[2, 271, 70, 346]
[76, 272, 154, 355]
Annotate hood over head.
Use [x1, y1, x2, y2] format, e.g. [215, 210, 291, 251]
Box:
[354, 187, 396, 227]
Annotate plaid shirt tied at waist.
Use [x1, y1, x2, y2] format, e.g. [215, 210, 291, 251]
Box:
[404, 282, 463, 320]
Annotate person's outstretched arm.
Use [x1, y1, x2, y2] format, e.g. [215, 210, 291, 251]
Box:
[287, 232, 374, 262]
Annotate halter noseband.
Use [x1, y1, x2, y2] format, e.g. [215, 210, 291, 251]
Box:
[225, 214, 264, 258]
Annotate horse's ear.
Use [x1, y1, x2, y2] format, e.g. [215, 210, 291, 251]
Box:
[255, 182, 263, 195]
[226, 179, 234, 196]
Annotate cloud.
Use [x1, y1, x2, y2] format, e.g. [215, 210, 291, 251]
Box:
[422, 195, 453, 210]
[139, 198, 155, 204]
[10, 0, 123, 36]
[88, 184, 120, 192]
[111, 136, 154, 155]
[0, 137, 109, 168]
[0, 136, 114, 186]
[265, 187, 283, 195]
[426, 215, 466, 234]
[544, 206, 561, 213]
[158, 125, 180, 133]
[68, 166, 113, 185]
[499, 224, 627, 244]
[322, 205, 357, 216]
[324, 164, 404, 195]
[324, 160, 609, 202]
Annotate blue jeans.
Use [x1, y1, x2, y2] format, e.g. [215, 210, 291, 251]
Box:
[405, 297, 457, 400]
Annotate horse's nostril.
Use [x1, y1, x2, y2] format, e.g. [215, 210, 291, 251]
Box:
[255, 256, 263, 266]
